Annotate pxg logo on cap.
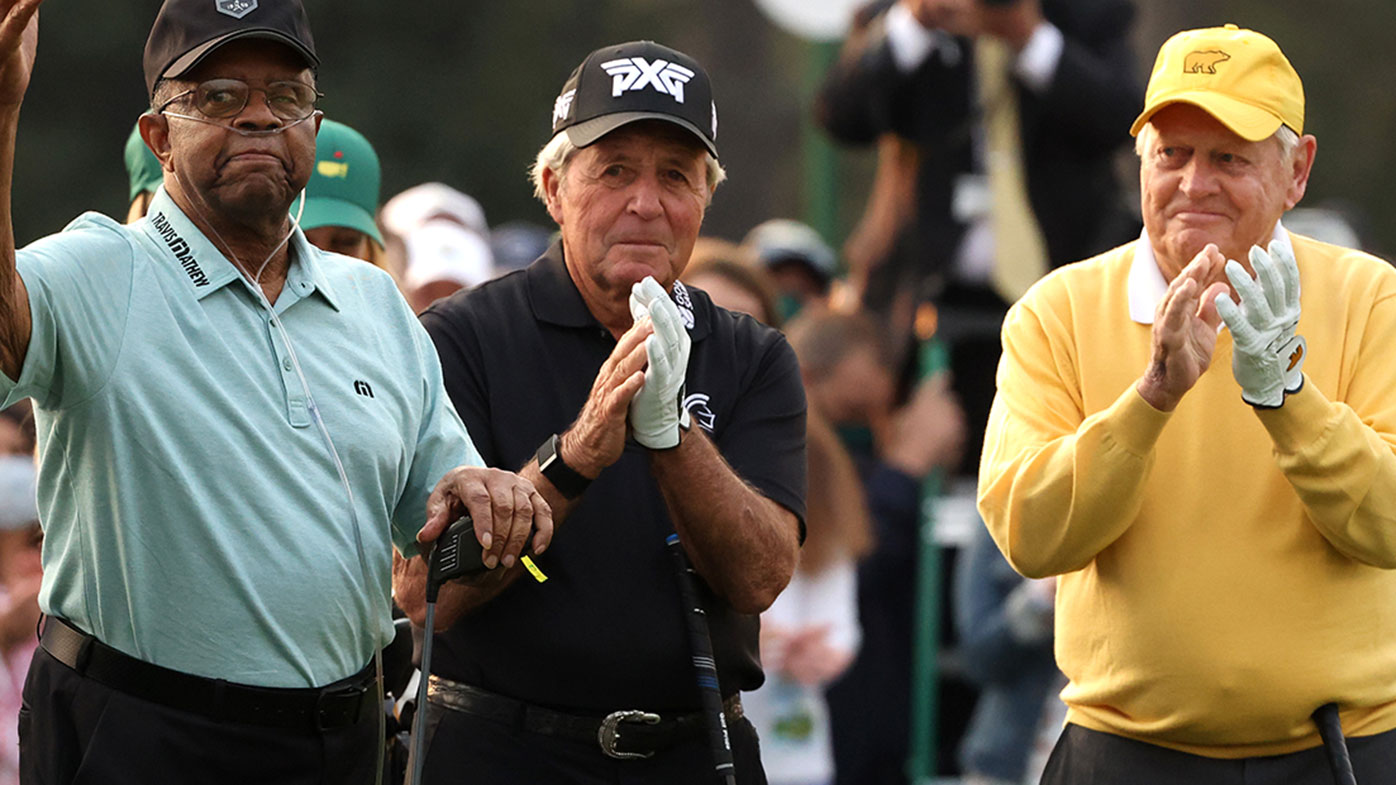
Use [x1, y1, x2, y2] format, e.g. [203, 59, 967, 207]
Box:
[549, 40, 719, 158]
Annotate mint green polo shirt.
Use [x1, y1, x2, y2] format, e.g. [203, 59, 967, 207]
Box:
[1, 187, 480, 688]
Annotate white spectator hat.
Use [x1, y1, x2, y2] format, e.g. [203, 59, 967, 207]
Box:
[404, 222, 495, 293]
[381, 183, 488, 238]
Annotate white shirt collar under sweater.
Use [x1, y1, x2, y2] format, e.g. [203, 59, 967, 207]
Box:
[1128, 221, 1292, 325]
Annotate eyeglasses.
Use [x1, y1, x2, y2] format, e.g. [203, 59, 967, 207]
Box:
[157, 78, 322, 122]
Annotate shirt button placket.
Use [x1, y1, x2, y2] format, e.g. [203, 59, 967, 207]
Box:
[270, 319, 312, 428]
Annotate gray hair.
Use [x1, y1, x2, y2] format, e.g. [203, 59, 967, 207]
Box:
[529, 130, 727, 205]
[1134, 120, 1301, 160]
[150, 78, 179, 111]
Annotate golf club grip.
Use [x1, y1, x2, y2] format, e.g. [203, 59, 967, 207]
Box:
[666, 535, 737, 784]
[1313, 703, 1358, 785]
[425, 514, 485, 601]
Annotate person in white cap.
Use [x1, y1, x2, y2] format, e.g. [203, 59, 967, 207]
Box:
[380, 181, 488, 239]
[978, 23, 1396, 782]
[402, 220, 495, 313]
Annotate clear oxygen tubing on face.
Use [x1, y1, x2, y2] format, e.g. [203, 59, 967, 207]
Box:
[172, 150, 387, 784]
[163, 110, 317, 137]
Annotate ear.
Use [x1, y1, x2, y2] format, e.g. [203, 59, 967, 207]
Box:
[542, 164, 565, 226]
[1284, 134, 1318, 211]
[137, 112, 174, 172]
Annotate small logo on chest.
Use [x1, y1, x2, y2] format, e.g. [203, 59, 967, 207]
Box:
[353, 380, 375, 398]
[682, 392, 716, 432]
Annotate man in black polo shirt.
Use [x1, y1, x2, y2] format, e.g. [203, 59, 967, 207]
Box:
[394, 41, 807, 783]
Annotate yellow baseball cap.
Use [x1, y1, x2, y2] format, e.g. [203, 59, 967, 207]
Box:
[1130, 24, 1304, 142]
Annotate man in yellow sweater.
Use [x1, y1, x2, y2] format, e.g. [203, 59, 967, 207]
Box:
[978, 24, 1396, 782]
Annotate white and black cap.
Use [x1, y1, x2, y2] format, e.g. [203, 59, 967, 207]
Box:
[144, 0, 318, 98]
[550, 40, 718, 158]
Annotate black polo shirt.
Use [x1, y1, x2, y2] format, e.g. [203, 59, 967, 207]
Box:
[419, 243, 807, 713]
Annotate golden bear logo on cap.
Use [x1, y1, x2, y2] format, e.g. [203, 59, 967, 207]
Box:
[1183, 50, 1231, 74]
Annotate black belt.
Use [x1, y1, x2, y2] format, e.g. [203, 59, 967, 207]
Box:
[427, 676, 744, 760]
[39, 617, 377, 731]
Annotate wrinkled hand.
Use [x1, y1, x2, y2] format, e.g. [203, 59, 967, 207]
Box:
[1214, 241, 1305, 409]
[1136, 244, 1229, 411]
[562, 318, 652, 478]
[420, 466, 553, 571]
[0, 1, 42, 110]
[627, 277, 691, 450]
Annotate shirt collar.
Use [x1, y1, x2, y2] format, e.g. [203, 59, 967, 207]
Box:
[525, 240, 708, 340]
[286, 220, 342, 312]
[140, 186, 341, 311]
[1128, 221, 1291, 325]
[527, 241, 602, 328]
[141, 187, 240, 300]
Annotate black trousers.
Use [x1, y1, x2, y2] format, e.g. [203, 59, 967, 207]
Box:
[19, 647, 380, 785]
[418, 698, 768, 785]
[1042, 723, 1396, 785]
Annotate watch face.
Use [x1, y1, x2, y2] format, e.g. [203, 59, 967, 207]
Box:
[537, 433, 589, 500]
[538, 435, 559, 470]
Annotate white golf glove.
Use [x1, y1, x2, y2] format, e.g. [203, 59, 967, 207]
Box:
[1214, 241, 1306, 409]
[628, 276, 691, 449]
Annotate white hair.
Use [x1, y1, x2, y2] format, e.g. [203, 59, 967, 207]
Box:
[529, 130, 727, 205]
[1134, 119, 1301, 160]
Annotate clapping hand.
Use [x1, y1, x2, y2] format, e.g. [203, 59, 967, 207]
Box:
[1214, 241, 1305, 409]
[1136, 244, 1230, 411]
[627, 276, 691, 450]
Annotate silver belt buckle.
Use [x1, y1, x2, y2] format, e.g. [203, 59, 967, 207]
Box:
[598, 709, 661, 759]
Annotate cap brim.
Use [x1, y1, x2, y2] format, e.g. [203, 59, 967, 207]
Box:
[298, 197, 383, 245]
[161, 28, 319, 88]
[1130, 92, 1283, 142]
[565, 111, 718, 158]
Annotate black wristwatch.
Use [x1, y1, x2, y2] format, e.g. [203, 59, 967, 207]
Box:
[536, 433, 591, 500]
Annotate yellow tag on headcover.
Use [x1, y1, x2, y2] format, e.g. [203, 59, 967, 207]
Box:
[521, 555, 548, 583]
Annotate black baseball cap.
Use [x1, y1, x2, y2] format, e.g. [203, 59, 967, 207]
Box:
[143, 0, 318, 98]
[550, 41, 718, 158]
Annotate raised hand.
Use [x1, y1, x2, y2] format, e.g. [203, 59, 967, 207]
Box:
[1136, 243, 1230, 411]
[0, 0, 42, 110]
[0, 1, 43, 382]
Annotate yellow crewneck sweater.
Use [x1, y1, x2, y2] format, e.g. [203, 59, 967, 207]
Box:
[978, 233, 1396, 757]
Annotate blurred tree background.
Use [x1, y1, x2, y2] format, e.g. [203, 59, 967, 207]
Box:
[13, 0, 1396, 257]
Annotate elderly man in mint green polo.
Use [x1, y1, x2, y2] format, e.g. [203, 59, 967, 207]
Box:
[0, 0, 552, 781]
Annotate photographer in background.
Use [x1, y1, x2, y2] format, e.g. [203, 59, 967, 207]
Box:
[818, 0, 1141, 482]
